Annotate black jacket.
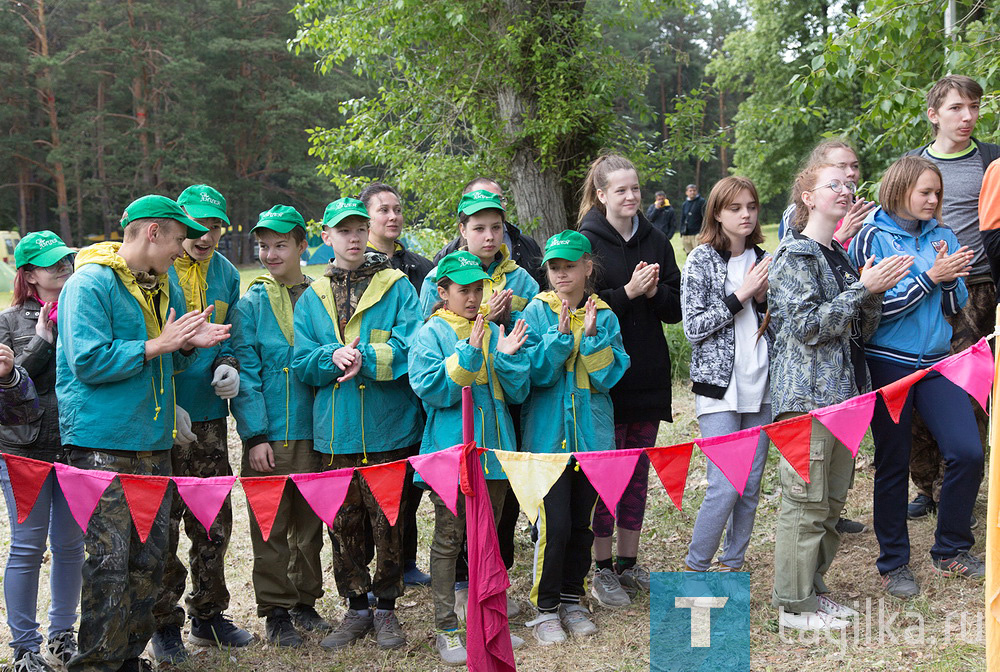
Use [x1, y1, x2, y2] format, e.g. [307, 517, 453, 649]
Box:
[680, 196, 706, 236]
[0, 298, 62, 460]
[579, 208, 682, 424]
[646, 203, 676, 239]
[386, 242, 435, 290]
[433, 221, 542, 280]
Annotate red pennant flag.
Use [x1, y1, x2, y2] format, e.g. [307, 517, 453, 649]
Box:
[878, 368, 928, 423]
[360, 460, 408, 527]
[764, 415, 814, 483]
[240, 476, 287, 542]
[645, 443, 694, 511]
[118, 474, 170, 543]
[3, 454, 53, 524]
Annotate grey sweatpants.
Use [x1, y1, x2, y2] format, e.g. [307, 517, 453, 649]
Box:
[685, 406, 772, 571]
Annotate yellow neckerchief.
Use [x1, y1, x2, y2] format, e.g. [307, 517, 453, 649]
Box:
[173, 251, 212, 314]
[75, 242, 170, 339]
[536, 291, 611, 390]
[429, 308, 503, 399]
[479, 244, 519, 307]
[249, 274, 308, 346]
[308, 268, 406, 346]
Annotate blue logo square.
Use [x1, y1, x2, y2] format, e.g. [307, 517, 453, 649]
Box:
[650, 571, 754, 672]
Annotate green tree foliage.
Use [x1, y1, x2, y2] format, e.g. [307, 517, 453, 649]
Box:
[0, 0, 356, 259]
[291, 0, 678, 239]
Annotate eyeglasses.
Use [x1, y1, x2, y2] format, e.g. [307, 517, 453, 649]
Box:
[807, 180, 857, 195]
[37, 256, 74, 273]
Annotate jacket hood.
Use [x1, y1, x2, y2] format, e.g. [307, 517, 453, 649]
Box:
[871, 207, 939, 238]
[75, 241, 130, 273]
[578, 208, 650, 247]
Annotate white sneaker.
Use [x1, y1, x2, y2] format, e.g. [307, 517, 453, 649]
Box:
[435, 629, 467, 666]
[525, 612, 567, 645]
[779, 610, 849, 631]
[816, 594, 858, 619]
[558, 603, 597, 637]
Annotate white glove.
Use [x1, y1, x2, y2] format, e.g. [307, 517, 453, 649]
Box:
[211, 364, 240, 400]
[174, 405, 196, 446]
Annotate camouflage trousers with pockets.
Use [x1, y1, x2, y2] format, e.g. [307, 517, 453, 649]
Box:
[66, 448, 172, 672]
[153, 418, 234, 627]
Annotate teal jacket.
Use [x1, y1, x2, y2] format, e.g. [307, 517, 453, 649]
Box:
[56, 242, 194, 452]
[418, 246, 539, 325]
[230, 277, 314, 448]
[520, 292, 630, 453]
[168, 251, 241, 421]
[291, 269, 423, 457]
[408, 310, 530, 479]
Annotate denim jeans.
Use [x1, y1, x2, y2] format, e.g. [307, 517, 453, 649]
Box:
[0, 462, 84, 655]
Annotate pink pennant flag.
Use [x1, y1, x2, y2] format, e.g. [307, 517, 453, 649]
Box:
[810, 392, 876, 458]
[290, 469, 354, 528]
[933, 338, 994, 412]
[695, 427, 763, 495]
[53, 462, 116, 533]
[409, 447, 462, 515]
[172, 476, 237, 537]
[574, 449, 644, 518]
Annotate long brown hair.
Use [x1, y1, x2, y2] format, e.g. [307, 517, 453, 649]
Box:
[11, 266, 37, 307]
[576, 154, 637, 225]
[699, 176, 764, 251]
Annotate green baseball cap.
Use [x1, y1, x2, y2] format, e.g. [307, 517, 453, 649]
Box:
[323, 198, 370, 228]
[252, 205, 306, 234]
[120, 195, 209, 239]
[542, 230, 592, 264]
[436, 250, 490, 285]
[14, 231, 74, 270]
[177, 184, 230, 225]
[457, 189, 505, 216]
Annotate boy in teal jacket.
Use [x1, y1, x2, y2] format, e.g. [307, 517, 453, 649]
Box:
[152, 185, 252, 662]
[407, 250, 530, 665]
[292, 198, 422, 651]
[58, 195, 229, 672]
[230, 205, 328, 647]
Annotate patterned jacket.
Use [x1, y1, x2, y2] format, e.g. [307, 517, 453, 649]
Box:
[681, 243, 773, 399]
[768, 234, 883, 415]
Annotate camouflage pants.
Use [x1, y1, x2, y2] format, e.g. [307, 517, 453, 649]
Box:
[326, 446, 411, 602]
[66, 448, 172, 672]
[241, 439, 325, 617]
[153, 418, 233, 627]
[910, 281, 994, 500]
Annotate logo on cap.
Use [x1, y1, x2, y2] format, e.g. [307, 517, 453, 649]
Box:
[37, 239, 58, 248]
[200, 193, 222, 206]
[549, 239, 571, 246]
[458, 257, 479, 267]
[262, 212, 281, 219]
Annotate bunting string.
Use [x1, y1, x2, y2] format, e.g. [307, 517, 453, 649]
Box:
[5, 338, 992, 542]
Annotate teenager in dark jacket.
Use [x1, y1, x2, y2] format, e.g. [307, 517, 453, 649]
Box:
[646, 191, 676, 239]
[577, 154, 682, 608]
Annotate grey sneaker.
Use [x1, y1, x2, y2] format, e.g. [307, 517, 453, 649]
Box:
[590, 568, 631, 607]
[617, 565, 650, 598]
[188, 614, 254, 648]
[43, 630, 76, 668]
[12, 651, 55, 672]
[290, 604, 332, 633]
[932, 551, 986, 579]
[558, 603, 597, 637]
[265, 608, 303, 648]
[372, 609, 406, 650]
[435, 629, 467, 666]
[320, 609, 373, 650]
[151, 625, 189, 664]
[881, 565, 920, 598]
[525, 612, 567, 645]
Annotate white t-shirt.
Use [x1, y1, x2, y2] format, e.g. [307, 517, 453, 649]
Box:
[695, 249, 771, 417]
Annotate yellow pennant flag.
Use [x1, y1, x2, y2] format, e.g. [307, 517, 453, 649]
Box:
[987, 308, 1000, 672]
[492, 451, 570, 524]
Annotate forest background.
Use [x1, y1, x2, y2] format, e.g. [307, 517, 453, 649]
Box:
[0, 0, 996, 261]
